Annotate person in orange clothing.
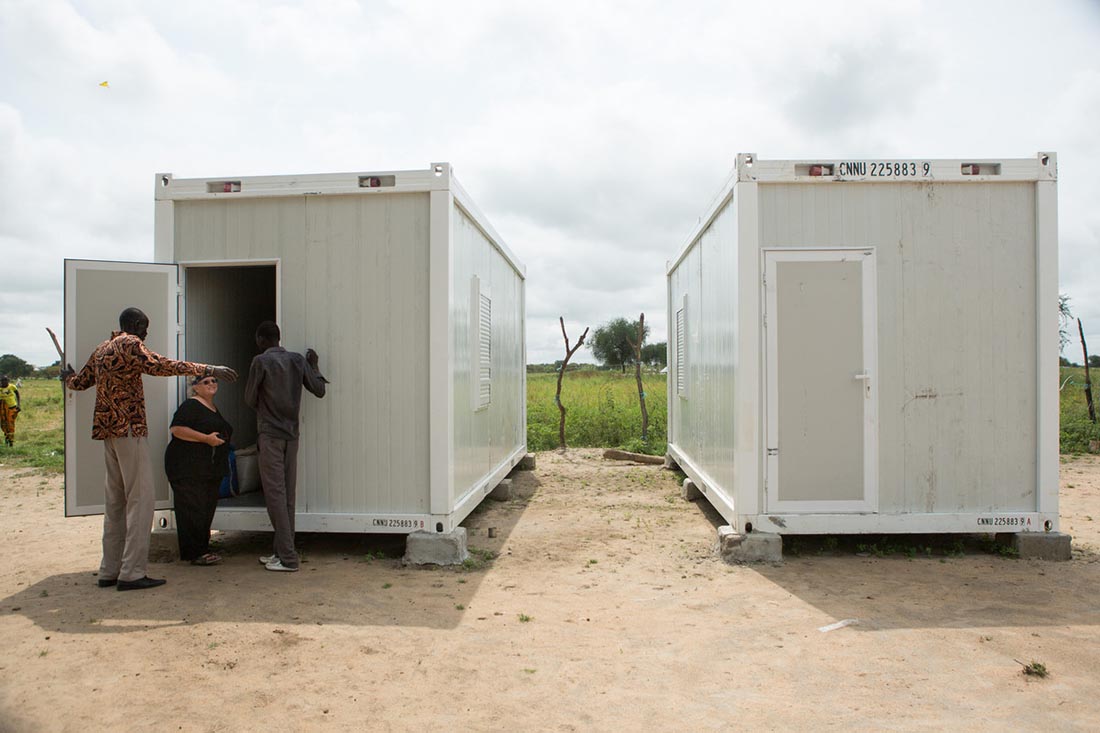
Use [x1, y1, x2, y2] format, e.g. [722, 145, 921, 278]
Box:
[62, 307, 238, 591]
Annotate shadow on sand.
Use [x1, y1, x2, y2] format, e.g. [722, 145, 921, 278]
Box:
[1, 469, 542, 636]
[682, 498, 1100, 631]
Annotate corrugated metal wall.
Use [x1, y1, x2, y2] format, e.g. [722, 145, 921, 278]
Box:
[451, 206, 526, 501]
[668, 199, 739, 503]
[758, 182, 1038, 513]
[174, 193, 432, 515]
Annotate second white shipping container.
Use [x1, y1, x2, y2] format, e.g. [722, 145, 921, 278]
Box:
[666, 153, 1059, 538]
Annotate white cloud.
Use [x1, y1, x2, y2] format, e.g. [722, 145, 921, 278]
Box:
[1, 0, 1098, 365]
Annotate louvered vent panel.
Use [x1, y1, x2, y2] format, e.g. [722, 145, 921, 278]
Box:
[478, 292, 492, 408]
[676, 307, 686, 396]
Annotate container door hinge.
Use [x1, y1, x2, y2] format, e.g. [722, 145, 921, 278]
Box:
[767, 448, 778, 456]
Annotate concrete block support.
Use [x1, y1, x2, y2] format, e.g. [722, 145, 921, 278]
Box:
[404, 528, 470, 566]
[996, 531, 1072, 561]
[489, 478, 513, 502]
[681, 478, 703, 502]
[717, 526, 782, 564]
[515, 454, 537, 471]
[148, 529, 179, 563]
[664, 454, 680, 471]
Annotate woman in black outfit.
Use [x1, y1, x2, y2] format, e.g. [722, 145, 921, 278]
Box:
[165, 374, 233, 565]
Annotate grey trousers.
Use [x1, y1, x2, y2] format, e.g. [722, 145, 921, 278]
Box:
[101, 436, 155, 582]
[258, 434, 299, 568]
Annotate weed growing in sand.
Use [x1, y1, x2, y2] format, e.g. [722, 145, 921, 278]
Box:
[382, 582, 392, 589]
[518, 614, 533, 623]
[977, 537, 1020, 558]
[461, 547, 497, 571]
[1018, 660, 1049, 678]
[455, 604, 465, 610]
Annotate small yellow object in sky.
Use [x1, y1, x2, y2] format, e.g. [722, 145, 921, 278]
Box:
[99, 81, 109, 88]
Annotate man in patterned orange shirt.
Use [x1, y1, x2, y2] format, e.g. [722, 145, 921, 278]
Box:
[63, 307, 238, 591]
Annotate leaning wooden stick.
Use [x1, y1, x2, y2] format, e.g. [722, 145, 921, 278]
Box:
[46, 327, 64, 364]
[1079, 318, 1095, 423]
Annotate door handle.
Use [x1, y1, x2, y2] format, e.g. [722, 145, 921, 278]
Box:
[853, 372, 871, 397]
[853, 373, 870, 380]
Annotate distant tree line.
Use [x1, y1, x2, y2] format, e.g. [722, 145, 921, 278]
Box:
[527, 362, 600, 374]
[0, 354, 60, 378]
[1062, 355, 1100, 369]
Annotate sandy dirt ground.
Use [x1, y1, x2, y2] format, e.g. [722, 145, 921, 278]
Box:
[1, 450, 1099, 732]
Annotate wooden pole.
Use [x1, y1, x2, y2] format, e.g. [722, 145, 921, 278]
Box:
[1079, 318, 1095, 423]
[625, 313, 649, 442]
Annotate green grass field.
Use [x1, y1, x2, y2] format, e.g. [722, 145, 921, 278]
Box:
[0, 379, 64, 472]
[1059, 366, 1100, 454]
[2, 369, 1097, 473]
[527, 370, 666, 454]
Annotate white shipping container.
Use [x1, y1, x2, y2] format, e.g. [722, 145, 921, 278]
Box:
[666, 153, 1059, 536]
[65, 163, 527, 537]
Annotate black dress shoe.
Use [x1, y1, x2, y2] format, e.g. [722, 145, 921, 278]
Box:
[97, 578, 117, 588]
[117, 577, 167, 591]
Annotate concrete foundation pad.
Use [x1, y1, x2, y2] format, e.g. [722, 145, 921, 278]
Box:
[681, 478, 703, 502]
[489, 478, 513, 502]
[664, 454, 680, 471]
[403, 528, 470, 566]
[148, 530, 179, 563]
[717, 526, 783, 564]
[514, 453, 536, 471]
[996, 531, 1072, 561]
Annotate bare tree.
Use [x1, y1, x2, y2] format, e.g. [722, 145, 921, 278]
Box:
[624, 312, 650, 442]
[556, 317, 589, 449]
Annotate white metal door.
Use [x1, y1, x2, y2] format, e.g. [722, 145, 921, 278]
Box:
[64, 260, 179, 516]
[764, 249, 877, 513]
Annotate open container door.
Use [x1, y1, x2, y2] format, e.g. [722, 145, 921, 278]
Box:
[64, 260, 179, 516]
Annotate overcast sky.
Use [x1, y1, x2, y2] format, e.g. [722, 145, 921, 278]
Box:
[2, 0, 1098, 367]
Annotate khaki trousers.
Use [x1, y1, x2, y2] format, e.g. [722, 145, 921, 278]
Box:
[101, 436, 155, 582]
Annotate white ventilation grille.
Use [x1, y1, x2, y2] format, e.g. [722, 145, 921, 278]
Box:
[478, 291, 492, 409]
[676, 301, 687, 397]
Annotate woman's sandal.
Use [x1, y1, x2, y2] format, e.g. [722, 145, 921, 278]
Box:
[190, 553, 222, 566]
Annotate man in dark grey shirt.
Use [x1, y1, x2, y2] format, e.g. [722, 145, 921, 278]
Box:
[244, 321, 327, 572]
